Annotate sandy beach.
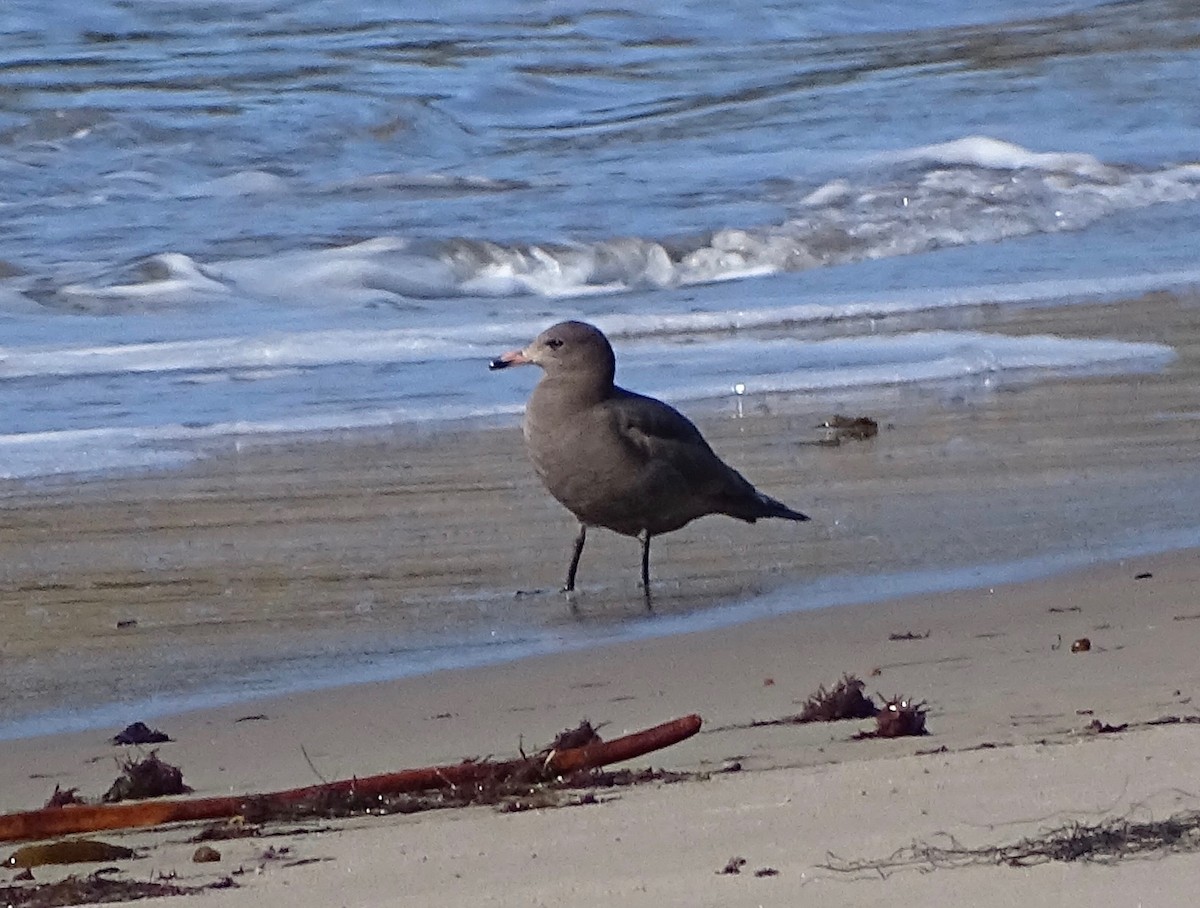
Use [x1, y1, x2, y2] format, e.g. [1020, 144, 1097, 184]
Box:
[3, 549, 1200, 906]
[3, 290, 1200, 904]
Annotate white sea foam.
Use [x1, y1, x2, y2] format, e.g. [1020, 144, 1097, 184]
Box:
[898, 135, 1113, 177]
[595, 268, 1200, 338]
[0, 330, 1171, 479]
[0, 327, 488, 380]
[614, 332, 1172, 400]
[51, 139, 1200, 312]
[4, 274, 1188, 384]
[59, 253, 228, 308]
[181, 170, 290, 198]
[326, 172, 533, 194]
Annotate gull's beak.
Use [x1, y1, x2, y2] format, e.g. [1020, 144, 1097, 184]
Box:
[489, 348, 531, 370]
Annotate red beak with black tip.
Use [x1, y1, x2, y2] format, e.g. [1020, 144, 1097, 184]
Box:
[489, 348, 530, 370]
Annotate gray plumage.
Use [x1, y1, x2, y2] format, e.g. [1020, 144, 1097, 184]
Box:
[490, 320, 809, 604]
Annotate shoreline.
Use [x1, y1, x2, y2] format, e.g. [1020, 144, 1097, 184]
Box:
[6, 541, 1199, 805]
[3, 523, 1200, 743]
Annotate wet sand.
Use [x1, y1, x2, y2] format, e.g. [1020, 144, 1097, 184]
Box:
[2, 290, 1200, 731]
[1, 289, 1200, 903]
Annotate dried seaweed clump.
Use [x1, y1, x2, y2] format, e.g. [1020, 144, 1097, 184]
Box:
[102, 751, 192, 803]
[542, 720, 603, 754]
[43, 786, 86, 809]
[0, 871, 235, 908]
[264, 764, 687, 821]
[243, 723, 689, 823]
[796, 675, 879, 723]
[718, 856, 747, 875]
[822, 810, 1200, 875]
[189, 821, 262, 843]
[110, 722, 171, 746]
[817, 415, 879, 444]
[854, 696, 928, 739]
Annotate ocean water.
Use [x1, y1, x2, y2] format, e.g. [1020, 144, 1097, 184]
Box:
[2, 0, 1200, 480]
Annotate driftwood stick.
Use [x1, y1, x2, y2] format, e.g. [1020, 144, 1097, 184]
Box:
[0, 714, 701, 844]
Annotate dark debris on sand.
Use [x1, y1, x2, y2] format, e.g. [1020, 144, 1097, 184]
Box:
[543, 719, 604, 752]
[794, 675, 880, 723]
[42, 786, 86, 809]
[712, 674, 883, 732]
[815, 415, 880, 445]
[110, 722, 171, 746]
[189, 821, 263, 843]
[240, 763, 696, 823]
[233, 722, 699, 824]
[823, 810, 1200, 875]
[102, 751, 192, 803]
[0, 871, 235, 908]
[888, 630, 930, 641]
[853, 696, 929, 739]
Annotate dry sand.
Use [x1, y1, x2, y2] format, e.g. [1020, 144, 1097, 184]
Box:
[2, 290, 1200, 905]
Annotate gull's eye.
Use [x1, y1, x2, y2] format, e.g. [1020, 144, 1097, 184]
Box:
[545, 337, 564, 349]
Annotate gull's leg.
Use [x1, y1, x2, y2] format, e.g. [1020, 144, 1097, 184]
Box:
[564, 522, 587, 592]
[639, 529, 653, 611]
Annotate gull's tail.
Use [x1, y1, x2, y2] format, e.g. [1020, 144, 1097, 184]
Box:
[756, 492, 810, 522]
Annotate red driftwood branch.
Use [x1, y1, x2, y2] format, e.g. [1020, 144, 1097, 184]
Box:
[0, 714, 701, 844]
